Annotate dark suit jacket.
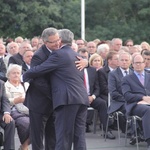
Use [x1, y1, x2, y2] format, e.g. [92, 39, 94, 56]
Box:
[98, 65, 110, 101]
[122, 71, 150, 115]
[8, 53, 24, 66]
[0, 58, 7, 82]
[22, 62, 29, 74]
[0, 80, 11, 114]
[86, 67, 99, 97]
[24, 45, 53, 114]
[108, 67, 132, 113]
[24, 45, 89, 109]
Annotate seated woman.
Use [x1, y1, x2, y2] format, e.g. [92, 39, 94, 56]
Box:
[4, 64, 30, 150]
[89, 53, 103, 70]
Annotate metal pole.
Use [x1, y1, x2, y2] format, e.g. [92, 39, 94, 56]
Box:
[81, 0, 85, 40]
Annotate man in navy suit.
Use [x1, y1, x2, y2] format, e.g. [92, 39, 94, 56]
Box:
[23, 29, 89, 150]
[79, 48, 115, 139]
[98, 51, 119, 102]
[108, 52, 132, 133]
[122, 54, 150, 150]
[24, 27, 60, 150]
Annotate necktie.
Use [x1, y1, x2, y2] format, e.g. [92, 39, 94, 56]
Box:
[138, 74, 144, 86]
[84, 73, 87, 89]
[124, 70, 128, 76]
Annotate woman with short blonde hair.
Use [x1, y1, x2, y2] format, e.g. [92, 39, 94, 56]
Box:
[89, 53, 103, 70]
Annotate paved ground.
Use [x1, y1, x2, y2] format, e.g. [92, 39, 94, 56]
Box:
[1, 126, 147, 150]
[86, 130, 147, 150]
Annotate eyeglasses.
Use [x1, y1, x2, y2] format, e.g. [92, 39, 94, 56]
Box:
[126, 45, 133, 47]
[87, 46, 96, 48]
[144, 58, 150, 61]
[47, 38, 60, 44]
[133, 62, 145, 65]
[77, 43, 84, 45]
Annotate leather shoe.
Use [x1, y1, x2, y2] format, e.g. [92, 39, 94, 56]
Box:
[86, 124, 91, 133]
[129, 135, 141, 145]
[104, 131, 116, 139]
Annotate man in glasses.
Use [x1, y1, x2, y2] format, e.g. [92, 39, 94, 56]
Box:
[23, 29, 89, 150]
[122, 54, 150, 150]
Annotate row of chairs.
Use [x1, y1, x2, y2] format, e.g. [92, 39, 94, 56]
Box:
[89, 93, 143, 150]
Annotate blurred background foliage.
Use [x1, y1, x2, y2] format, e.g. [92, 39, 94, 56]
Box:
[0, 0, 150, 43]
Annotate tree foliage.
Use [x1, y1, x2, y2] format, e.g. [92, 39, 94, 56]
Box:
[85, 0, 150, 43]
[0, 0, 150, 43]
[0, 0, 62, 38]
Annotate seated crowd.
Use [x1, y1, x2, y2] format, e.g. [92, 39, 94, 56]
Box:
[0, 34, 150, 150]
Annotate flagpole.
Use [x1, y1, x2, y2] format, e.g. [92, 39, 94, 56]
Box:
[81, 0, 85, 40]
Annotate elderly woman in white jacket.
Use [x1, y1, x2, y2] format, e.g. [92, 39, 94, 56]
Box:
[5, 64, 30, 150]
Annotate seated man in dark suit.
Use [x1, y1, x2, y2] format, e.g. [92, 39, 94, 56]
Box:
[122, 54, 150, 150]
[8, 41, 32, 66]
[0, 80, 15, 149]
[108, 51, 132, 134]
[98, 51, 119, 102]
[79, 49, 115, 139]
[143, 50, 150, 72]
[22, 50, 34, 73]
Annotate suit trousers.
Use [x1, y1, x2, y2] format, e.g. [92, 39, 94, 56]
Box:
[90, 97, 108, 130]
[0, 113, 15, 150]
[132, 104, 150, 140]
[54, 104, 87, 150]
[29, 110, 56, 150]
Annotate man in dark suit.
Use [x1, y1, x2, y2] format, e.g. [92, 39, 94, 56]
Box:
[22, 50, 34, 74]
[8, 42, 32, 66]
[108, 52, 132, 133]
[122, 54, 150, 150]
[23, 29, 89, 150]
[24, 28, 60, 150]
[0, 80, 15, 150]
[98, 51, 119, 102]
[79, 48, 115, 139]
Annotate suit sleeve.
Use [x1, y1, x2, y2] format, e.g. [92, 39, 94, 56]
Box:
[23, 52, 59, 82]
[0, 58, 7, 82]
[27, 53, 51, 98]
[122, 76, 143, 103]
[98, 69, 108, 95]
[108, 72, 125, 102]
[92, 71, 100, 97]
[0, 81, 11, 113]
[8, 56, 16, 65]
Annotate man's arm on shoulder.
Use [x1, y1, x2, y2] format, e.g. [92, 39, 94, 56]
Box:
[26, 52, 51, 97]
[23, 52, 59, 82]
[75, 56, 88, 71]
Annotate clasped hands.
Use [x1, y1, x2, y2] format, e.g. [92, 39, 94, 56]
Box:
[137, 96, 150, 104]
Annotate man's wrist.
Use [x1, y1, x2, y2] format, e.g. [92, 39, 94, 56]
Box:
[91, 95, 96, 100]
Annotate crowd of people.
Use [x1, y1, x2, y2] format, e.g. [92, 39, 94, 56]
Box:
[0, 28, 150, 150]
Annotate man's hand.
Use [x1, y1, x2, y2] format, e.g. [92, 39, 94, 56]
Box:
[3, 114, 13, 124]
[88, 96, 94, 104]
[137, 100, 149, 104]
[75, 56, 88, 71]
[142, 96, 150, 104]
